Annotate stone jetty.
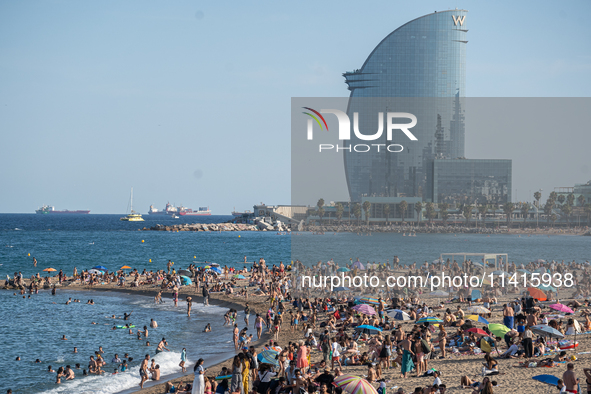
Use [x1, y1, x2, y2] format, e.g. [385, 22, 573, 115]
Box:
[143, 223, 260, 232]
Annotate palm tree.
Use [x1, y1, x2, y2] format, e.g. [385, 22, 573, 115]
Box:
[399, 200, 408, 222]
[557, 194, 565, 205]
[424, 202, 435, 224]
[478, 204, 488, 227]
[335, 203, 344, 223]
[362, 201, 371, 225]
[549, 191, 558, 202]
[317, 199, 325, 224]
[462, 204, 472, 226]
[534, 191, 542, 208]
[567, 193, 575, 207]
[578, 195, 586, 207]
[521, 203, 530, 225]
[551, 214, 557, 227]
[502, 202, 515, 225]
[352, 203, 361, 226]
[544, 199, 554, 224]
[414, 201, 423, 226]
[438, 202, 449, 225]
[562, 204, 572, 226]
[383, 204, 391, 224]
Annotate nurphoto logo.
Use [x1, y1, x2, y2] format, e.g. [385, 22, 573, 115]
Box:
[303, 107, 418, 153]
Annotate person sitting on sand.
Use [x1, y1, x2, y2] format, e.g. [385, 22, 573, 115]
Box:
[481, 354, 499, 376]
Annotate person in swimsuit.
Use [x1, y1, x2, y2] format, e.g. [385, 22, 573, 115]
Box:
[156, 338, 170, 354]
[255, 314, 266, 340]
[139, 354, 150, 389]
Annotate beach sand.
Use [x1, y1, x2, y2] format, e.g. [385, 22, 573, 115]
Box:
[41, 274, 590, 394]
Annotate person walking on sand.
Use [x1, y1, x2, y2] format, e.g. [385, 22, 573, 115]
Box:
[192, 358, 205, 394]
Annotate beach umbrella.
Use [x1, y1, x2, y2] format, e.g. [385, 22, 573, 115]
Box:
[234, 274, 246, 279]
[211, 267, 222, 274]
[472, 262, 484, 267]
[180, 275, 192, 286]
[204, 266, 211, 269]
[416, 317, 443, 324]
[466, 306, 491, 314]
[527, 287, 547, 301]
[488, 323, 511, 338]
[334, 375, 378, 394]
[466, 327, 489, 336]
[352, 304, 376, 315]
[264, 346, 282, 352]
[532, 374, 560, 386]
[387, 309, 411, 321]
[88, 269, 103, 274]
[210, 263, 220, 267]
[120, 265, 132, 270]
[534, 259, 546, 264]
[43, 268, 57, 272]
[178, 269, 192, 276]
[539, 284, 557, 293]
[530, 325, 564, 339]
[93, 265, 108, 271]
[357, 296, 386, 306]
[471, 289, 482, 300]
[352, 261, 365, 270]
[354, 325, 382, 335]
[334, 287, 350, 292]
[337, 267, 351, 272]
[467, 315, 489, 325]
[257, 349, 279, 366]
[549, 304, 574, 314]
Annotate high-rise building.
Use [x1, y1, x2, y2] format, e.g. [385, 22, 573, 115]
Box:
[342, 10, 468, 201]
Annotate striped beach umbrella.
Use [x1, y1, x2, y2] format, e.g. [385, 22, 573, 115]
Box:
[357, 296, 386, 306]
[530, 325, 564, 339]
[334, 375, 378, 394]
[352, 304, 376, 315]
[416, 317, 443, 324]
[467, 315, 489, 325]
[257, 349, 279, 366]
[387, 309, 411, 321]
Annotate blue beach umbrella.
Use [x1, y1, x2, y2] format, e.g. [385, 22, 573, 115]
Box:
[211, 267, 222, 274]
[234, 274, 246, 279]
[471, 289, 482, 300]
[538, 284, 557, 292]
[337, 267, 351, 272]
[180, 275, 192, 286]
[93, 265, 108, 271]
[354, 325, 382, 335]
[257, 349, 279, 366]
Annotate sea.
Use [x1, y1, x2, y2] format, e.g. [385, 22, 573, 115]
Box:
[1, 213, 590, 393]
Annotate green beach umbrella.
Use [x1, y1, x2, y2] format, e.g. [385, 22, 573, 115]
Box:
[488, 323, 511, 338]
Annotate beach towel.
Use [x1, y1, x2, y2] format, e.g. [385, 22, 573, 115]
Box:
[401, 350, 415, 374]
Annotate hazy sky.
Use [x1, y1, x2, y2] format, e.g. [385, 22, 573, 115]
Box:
[1, 1, 590, 214]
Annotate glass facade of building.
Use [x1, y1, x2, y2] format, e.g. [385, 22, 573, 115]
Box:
[429, 159, 512, 205]
[343, 10, 468, 202]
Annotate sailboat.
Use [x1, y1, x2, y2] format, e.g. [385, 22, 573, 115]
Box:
[120, 187, 144, 222]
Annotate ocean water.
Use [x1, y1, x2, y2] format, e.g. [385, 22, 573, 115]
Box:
[1, 214, 590, 393]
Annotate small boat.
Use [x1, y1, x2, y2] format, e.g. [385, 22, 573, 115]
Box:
[120, 187, 144, 222]
[171, 214, 180, 219]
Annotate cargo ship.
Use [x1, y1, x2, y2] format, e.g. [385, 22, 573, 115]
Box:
[148, 202, 178, 215]
[178, 206, 211, 216]
[36, 205, 90, 214]
[231, 208, 252, 217]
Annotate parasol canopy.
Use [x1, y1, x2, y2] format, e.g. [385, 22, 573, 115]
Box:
[43, 268, 57, 272]
[354, 325, 382, 335]
[387, 309, 411, 321]
[416, 317, 443, 324]
[466, 327, 489, 336]
[93, 265, 108, 271]
[467, 315, 489, 325]
[466, 306, 491, 314]
[527, 287, 547, 301]
[549, 304, 574, 314]
[488, 323, 511, 338]
[257, 349, 279, 366]
[530, 325, 564, 339]
[357, 296, 386, 306]
[333, 375, 378, 394]
[352, 304, 376, 315]
[180, 275, 192, 285]
[120, 266, 132, 270]
[337, 267, 351, 272]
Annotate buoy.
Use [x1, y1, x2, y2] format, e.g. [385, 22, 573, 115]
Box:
[149, 259, 152, 263]
[28, 253, 30, 257]
[238, 235, 241, 238]
[141, 240, 144, 243]
[194, 256, 196, 259]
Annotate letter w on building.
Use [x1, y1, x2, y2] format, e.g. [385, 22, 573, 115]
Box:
[452, 15, 465, 26]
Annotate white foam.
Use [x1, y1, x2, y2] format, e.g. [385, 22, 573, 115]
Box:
[40, 351, 185, 394]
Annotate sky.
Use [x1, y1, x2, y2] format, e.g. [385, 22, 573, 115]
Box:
[0, 0, 590, 214]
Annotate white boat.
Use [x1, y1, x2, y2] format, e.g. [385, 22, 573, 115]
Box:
[120, 188, 144, 222]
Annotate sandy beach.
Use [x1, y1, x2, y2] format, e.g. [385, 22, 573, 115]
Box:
[12, 261, 585, 394]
